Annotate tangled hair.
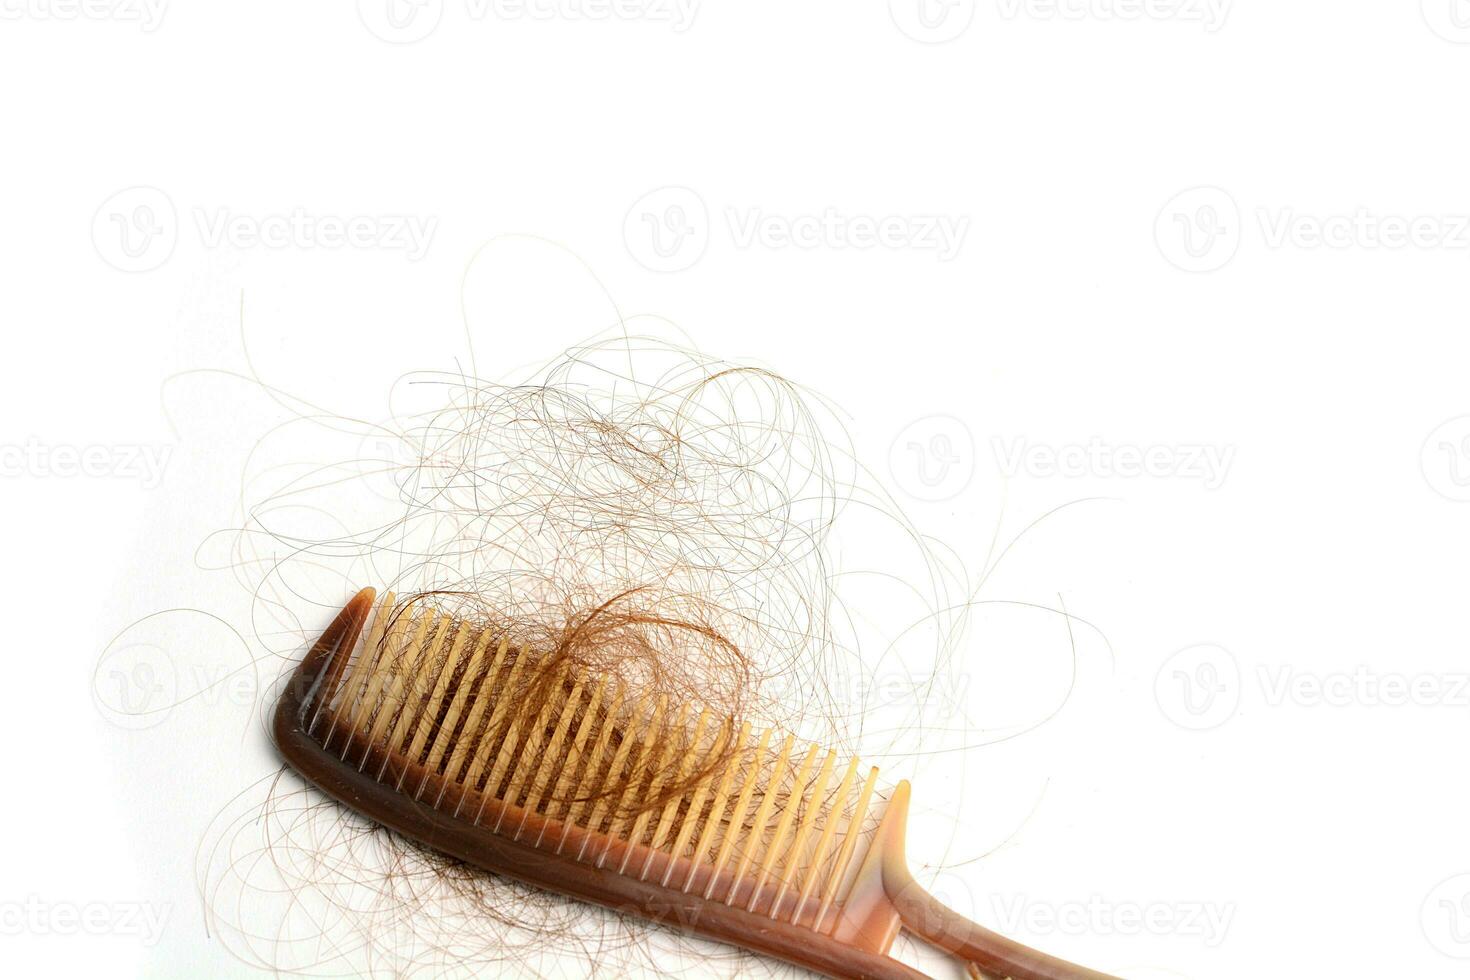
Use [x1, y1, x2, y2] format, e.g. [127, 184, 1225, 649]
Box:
[191, 328, 984, 977]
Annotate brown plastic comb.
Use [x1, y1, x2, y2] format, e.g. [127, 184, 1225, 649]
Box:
[274, 588, 1118, 980]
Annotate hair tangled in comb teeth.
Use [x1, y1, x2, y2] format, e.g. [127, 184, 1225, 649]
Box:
[302, 591, 890, 928]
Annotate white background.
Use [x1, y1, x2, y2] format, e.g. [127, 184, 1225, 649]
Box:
[4, 2, 1470, 978]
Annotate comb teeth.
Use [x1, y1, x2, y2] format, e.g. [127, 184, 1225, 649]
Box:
[304, 591, 883, 929]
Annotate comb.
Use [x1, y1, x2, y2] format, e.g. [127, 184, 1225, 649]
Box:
[274, 588, 1117, 980]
